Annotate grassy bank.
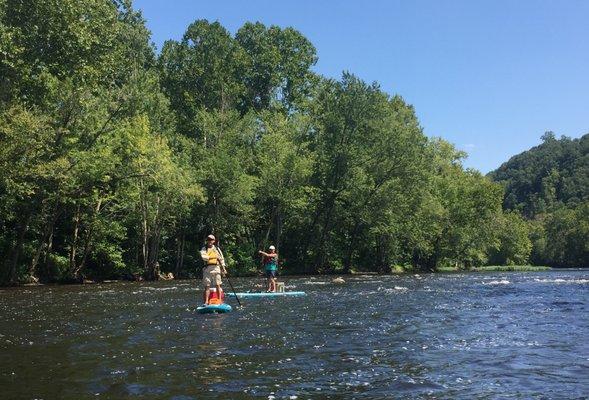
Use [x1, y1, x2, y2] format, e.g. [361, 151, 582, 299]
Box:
[436, 265, 552, 272]
[472, 265, 551, 272]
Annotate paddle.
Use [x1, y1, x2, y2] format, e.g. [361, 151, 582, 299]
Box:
[224, 270, 241, 307]
[214, 237, 241, 307]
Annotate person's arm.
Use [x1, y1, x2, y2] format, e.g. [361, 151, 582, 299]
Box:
[200, 247, 209, 263]
[217, 247, 227, 272]
[259, 250, 270, 257]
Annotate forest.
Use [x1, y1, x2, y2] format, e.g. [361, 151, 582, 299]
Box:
[489, 133, 588, 268]
[1, 0, 587, 285]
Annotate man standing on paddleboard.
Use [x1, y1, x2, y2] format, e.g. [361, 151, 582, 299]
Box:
[259, 245, 278, 292]
[200, 234, 227, 305]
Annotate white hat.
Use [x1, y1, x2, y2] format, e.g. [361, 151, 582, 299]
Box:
[269, 245, 275, 250]
[206, 234, 215, 240]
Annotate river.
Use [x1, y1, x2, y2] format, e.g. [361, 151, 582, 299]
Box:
[1, 270, 588, 399]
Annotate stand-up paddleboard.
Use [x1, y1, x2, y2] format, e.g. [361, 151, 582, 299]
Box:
[227, 291, 306, 298]
[197, 303, 232, 314]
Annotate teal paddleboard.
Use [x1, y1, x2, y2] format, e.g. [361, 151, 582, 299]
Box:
[197, 303, 232, 314]
[227, 291, 306, 298]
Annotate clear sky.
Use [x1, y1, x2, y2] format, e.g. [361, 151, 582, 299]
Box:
[133, 0, 589, 173]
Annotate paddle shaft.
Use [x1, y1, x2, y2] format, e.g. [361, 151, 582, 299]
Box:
[225, 273, 241, 307]
[213, 238, 241, 307]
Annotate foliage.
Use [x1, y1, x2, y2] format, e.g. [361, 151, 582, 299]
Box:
[487, 212, 532, 266]
[490, 133, 588, 268]
[1, 5, 582, 285]
[490, 132, 588, 217]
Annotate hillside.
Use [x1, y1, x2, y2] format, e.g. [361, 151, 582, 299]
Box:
[489, 132, 589, 217]
[489, 133, 588, 268]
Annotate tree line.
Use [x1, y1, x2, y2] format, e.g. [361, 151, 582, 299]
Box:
[1, 0, 585, 285]
[489, 133, 588, 268]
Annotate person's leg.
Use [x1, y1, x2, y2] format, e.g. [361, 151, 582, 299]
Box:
[204, 285, 210, 304]
[267, 271, 273, 292]
[214, 272, 223, 302]
[203, 268, 212, 304]
[266, 271, 271, 292]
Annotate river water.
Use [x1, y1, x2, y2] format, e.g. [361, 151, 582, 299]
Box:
[1, 270, 588, 399]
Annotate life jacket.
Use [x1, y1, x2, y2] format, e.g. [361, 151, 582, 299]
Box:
[205, 246, 219, 266]
[263, 254, 277, 269]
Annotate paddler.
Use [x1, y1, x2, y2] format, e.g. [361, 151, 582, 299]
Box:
[258, 245, 278, 292]
[200, 234, 227, 305]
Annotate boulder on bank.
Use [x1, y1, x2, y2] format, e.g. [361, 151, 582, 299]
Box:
[159, 272, 174, 280]
[23, 275, 40, 285]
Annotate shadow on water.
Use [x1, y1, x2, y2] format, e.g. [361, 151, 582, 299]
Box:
[0, 270, 588, 399]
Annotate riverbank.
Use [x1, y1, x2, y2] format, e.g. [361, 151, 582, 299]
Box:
[7, 265, 558, 288]
[436, 265, 552, 272]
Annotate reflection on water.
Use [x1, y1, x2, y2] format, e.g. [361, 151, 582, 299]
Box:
[1, 270, 588, 399]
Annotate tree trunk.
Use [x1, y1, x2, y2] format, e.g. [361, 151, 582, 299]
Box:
[4, 212, 32, 285]
[28, 240, 45, 281]
[275, 205, 282, 251]
[375, 235, 390, 273]
[343, 221, 361, 274]
[140, 179, 149, 272]
[144, 196, 161, 280]
[313, 196, 337, 273]
[175, 233, 185, 279]
[68, 204, 81, 279]
[28, 205, 59, 281]
[43, 222, 55, 280]
[75, 199, 103, 278]
[28, 207, 59, 280]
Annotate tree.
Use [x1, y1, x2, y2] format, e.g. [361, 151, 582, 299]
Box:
[411, 139, 504, 271]
[488, 212, 532, 265]
[252, 111, 314, 271]
[543, 202, 589, 268]
[236, 22, 317, 112]
[159, 20, 245, 138]
[303, 74, 431, 273]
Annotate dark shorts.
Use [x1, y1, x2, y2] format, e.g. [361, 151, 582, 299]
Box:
[265, 270, 277, 278]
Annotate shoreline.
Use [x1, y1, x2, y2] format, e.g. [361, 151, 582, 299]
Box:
[4, 266, 582, 288]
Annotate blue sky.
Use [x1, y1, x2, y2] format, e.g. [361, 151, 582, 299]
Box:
[133, 0, 589, 173]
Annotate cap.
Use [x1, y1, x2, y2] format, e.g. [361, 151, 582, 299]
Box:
[269, 245, 275, 250]
[206, 234, 215, 240]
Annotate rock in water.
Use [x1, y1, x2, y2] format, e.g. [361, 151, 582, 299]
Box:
[332, 277, 345, 284]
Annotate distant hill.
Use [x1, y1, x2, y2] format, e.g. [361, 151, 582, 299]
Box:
[489, 132, 589, 217]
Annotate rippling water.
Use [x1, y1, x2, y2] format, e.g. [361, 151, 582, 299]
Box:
[1, 270, 588, 399]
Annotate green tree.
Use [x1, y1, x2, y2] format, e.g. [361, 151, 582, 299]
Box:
[303, 74, 431, 273]
[252, 111, 314, 271]
[236, 22, 317, 112]
[543, 202, 589, 267]
[159, 20, 245, 137]
[411, 139, 503, 271]
[488, 212, 532, 265]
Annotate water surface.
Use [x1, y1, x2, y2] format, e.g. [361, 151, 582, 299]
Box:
[1, 270, 588, 399]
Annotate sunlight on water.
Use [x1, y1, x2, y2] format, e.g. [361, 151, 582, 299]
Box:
[0, 270, 588, 399]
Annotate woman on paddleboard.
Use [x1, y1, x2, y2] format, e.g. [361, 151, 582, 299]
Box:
[259, 245, 278, 292]
[200, 234, 227, 305]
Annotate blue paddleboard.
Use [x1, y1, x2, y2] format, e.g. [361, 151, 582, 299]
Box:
[227, 291, 306, 298]
[197, 303, 232, 314]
